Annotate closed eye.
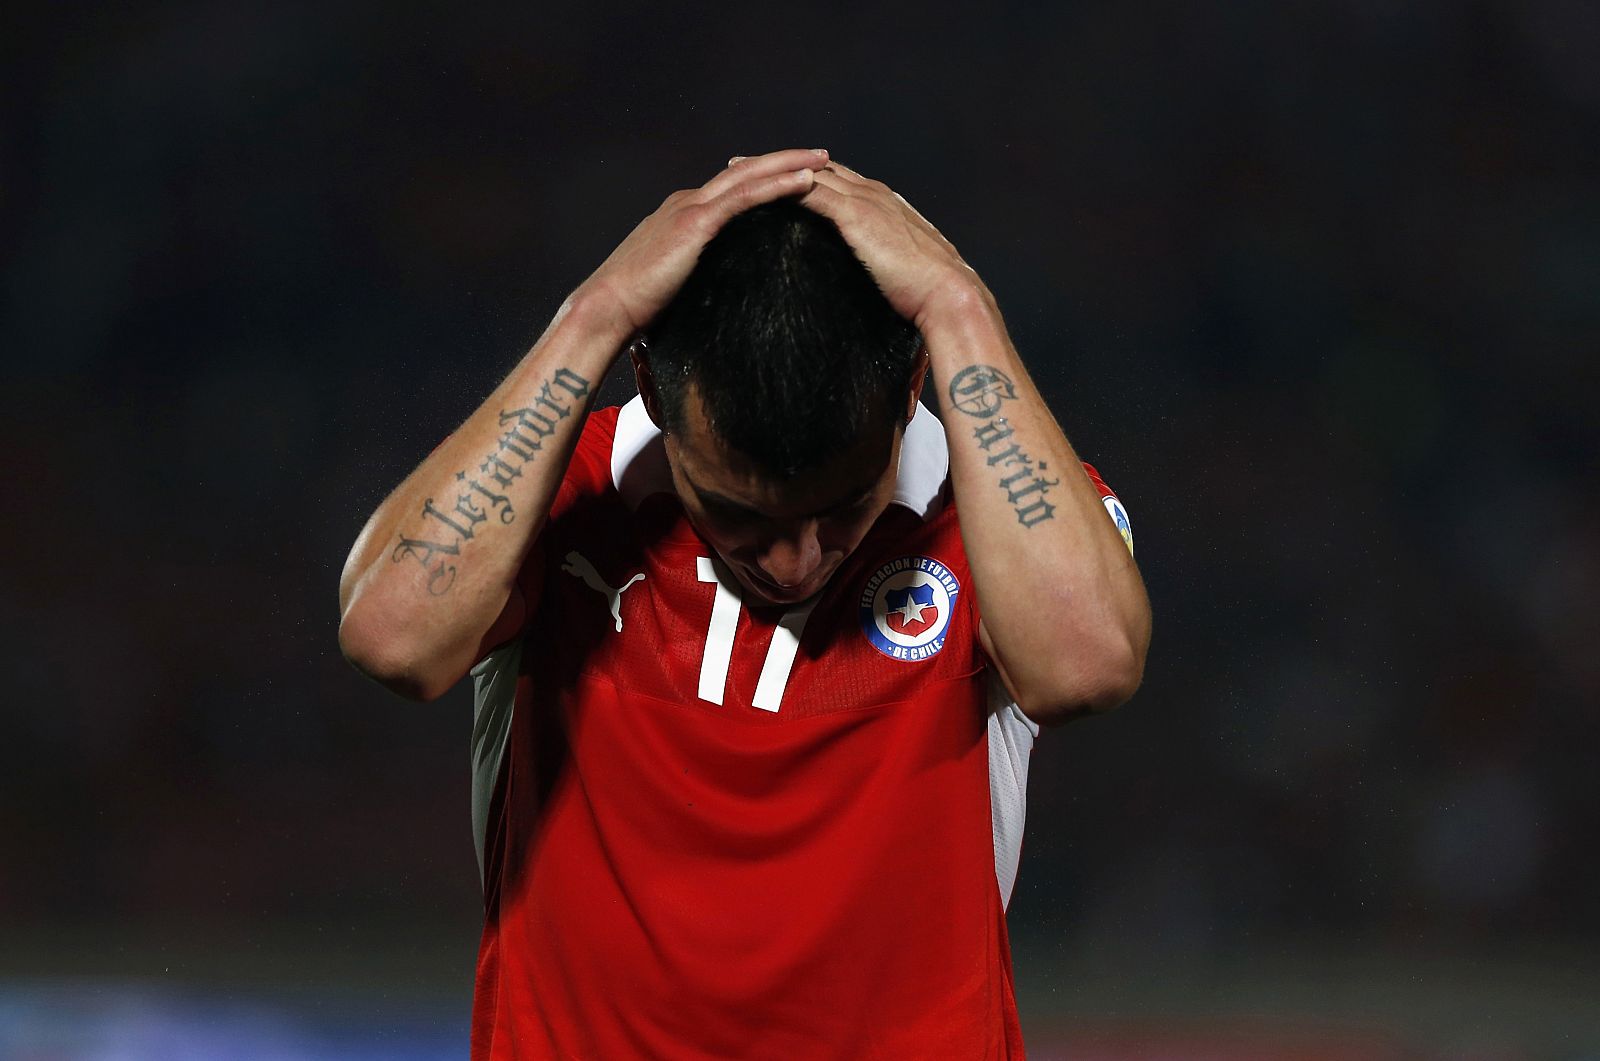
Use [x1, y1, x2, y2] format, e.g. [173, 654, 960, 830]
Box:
[821, 491, 873, 519]
[690, 478, 876, 524]
[703, 498, 765, 525]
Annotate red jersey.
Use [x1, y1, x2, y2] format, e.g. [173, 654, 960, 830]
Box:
[466, 398, 1128, 1059]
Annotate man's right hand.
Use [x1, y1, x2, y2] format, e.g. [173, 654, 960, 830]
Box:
[338, 149, 832, 701]
[573, 148, 831, 338]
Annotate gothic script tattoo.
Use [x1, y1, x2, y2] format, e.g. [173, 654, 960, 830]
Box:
[947, 364, 1058, 528]
[392, 367, 592, 594]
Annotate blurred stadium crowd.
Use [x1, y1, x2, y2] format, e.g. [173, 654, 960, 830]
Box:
[3, 0, 1596, 1055]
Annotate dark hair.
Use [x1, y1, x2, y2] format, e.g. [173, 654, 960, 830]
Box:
[642, 199, 924, 478]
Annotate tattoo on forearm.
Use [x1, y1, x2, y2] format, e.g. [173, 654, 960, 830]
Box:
[390, 366, 592, 594]
[947, 364, 1058, 528]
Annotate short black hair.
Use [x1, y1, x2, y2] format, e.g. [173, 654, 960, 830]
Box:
[642, 199, 924, 478]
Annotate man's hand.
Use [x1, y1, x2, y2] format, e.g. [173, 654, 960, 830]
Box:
[783, 154, 1149, 724]
[792, 159, 981, 331]
[574, 148, 833, 337]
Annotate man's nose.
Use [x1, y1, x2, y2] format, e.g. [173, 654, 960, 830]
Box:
[756, 521, 822, 588]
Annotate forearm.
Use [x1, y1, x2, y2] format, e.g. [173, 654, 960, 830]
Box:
[338, 291, 631, 698]
[922, 284, 1151, 721]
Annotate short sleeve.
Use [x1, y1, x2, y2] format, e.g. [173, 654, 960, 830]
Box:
[548, 407, 619, 514]
[515, 406, 622, 601]
[1080, 461, 1133, 556]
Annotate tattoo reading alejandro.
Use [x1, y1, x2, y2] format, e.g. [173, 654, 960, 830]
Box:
[392, 367, 592, 595]
[947, 364, 1058, 528]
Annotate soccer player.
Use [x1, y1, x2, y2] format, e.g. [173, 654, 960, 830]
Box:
[338, 147, 1151, 1059]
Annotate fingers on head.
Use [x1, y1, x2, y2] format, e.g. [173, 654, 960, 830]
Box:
[792, 175, 849, 219]
[735, 147, 827, 170]
[705, 148, 826, 195]
[826, 163, 893, 201]
[732, 167, 813, 209]
[808, 168, 865, 205]
[679, 168, 811, 236]
[824, 159, 871, 184]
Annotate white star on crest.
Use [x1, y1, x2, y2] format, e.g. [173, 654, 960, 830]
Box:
[895, 596, 931, 625]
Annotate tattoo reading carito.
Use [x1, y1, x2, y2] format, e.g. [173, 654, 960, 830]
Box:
[947, 364, 1058, 528]
[392, 367, 592, 595]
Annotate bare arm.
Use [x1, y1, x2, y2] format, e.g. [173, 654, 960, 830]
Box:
[336, 297, 626, 700]
[923, 288, 1151, 724]
[798, 160, 1151, 725]
[338, 147, 834, 701]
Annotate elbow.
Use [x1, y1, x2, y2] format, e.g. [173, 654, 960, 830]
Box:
[338, 609, 456, 703]
[1084, 644, 1146, 713]
[1018, 635, 1147, 728]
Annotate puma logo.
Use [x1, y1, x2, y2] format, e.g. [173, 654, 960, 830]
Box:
[561, 551, 645, 633]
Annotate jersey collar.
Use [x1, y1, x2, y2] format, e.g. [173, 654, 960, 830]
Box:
[610, 395, 949, 521]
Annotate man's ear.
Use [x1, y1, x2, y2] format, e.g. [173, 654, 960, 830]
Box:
[629, 341, 665, 429]
[905, 342, 931, 423]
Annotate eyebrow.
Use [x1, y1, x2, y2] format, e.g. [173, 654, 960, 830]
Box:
[685, 471, 879, 521]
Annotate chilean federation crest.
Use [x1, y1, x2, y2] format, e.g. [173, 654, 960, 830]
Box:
[1103, 495, 1134, 555]
[858, 556, 960, 662]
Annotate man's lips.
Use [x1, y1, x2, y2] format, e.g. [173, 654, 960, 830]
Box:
[742, 565, 820, 603]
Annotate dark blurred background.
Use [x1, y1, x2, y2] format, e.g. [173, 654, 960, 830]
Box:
[4, 2, 1597, 1057]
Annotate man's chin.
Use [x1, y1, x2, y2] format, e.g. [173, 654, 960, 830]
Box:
[737, 566, 829, 607]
